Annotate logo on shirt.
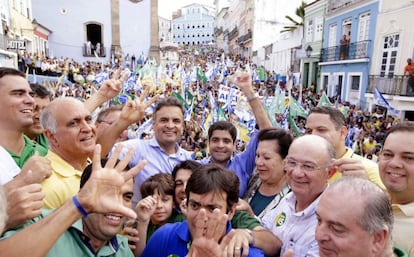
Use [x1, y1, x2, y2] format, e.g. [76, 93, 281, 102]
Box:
[275, 212, 286, 227]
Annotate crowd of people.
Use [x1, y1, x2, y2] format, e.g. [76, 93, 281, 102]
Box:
[0, 44, 412, 257]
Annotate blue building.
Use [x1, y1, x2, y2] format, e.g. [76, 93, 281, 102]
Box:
[319, 0, 378, 109]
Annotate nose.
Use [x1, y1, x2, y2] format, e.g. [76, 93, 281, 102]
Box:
[80, 120, 94, 131]
[315, 222, 329, 242]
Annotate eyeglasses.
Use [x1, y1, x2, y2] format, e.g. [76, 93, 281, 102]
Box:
[285, 158, 326, 173]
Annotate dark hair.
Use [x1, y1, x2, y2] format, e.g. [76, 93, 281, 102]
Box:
[172, 160, 201, 179]
[309, 106, 346, 129]
[140, 173, 175, 198]
[80, 158, 127, 188]
[153, 97, 185, 120]
[30, 83, 52, 100]
[0, 67, 26, 81]
[384, 121, 414, 143]
[208, 121, 237, 143]
[96, 105, 123, 123]
[258, 128, 293, 159]
[185, 163, 239, 212]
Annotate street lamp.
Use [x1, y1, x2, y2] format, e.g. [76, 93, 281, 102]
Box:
[306, 45, 313, 58]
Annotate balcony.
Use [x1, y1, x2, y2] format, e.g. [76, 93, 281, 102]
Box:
[228, 27, 239, 41]
[368, 75, 411, 96]
[236, 31, 252, 45]
[214, 27, 223, 36]
[328, 0, 367, 14]
[320, 40, 370, 63]
[83, 44, 106, 57]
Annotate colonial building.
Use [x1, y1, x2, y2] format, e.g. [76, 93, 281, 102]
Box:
[365, 0, 414, 119]
[320, 0, 379, 108]
[171, 3, 215, 46]
[31, 0, 152, 63]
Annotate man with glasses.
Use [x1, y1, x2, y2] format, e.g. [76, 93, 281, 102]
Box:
[262, 134, 336, 257]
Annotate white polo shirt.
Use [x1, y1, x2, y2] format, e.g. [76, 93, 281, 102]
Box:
[262, 191, 320, 257]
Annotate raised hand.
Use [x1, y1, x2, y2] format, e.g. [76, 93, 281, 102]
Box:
[77, 144, 146, 219]
[18, 152, 51, 185]
[4, 170, 44, 230]
[186, 208, 229, 257]
[135, 195, 157, 223]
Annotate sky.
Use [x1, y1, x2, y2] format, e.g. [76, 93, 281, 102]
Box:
[158, 0, 215, 19]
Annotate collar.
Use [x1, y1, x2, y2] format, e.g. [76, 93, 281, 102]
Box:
[286, 190, 323, 217]
[71, 219, 120, 254]
[340, 147, 355, 159]
[392, 201, 414, 217]
[148, 137, 188, 157]
[200, 156, 233, 167]
[46, 151, 83, 177]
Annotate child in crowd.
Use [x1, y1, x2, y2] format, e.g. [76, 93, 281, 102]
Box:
[132, 173, 185, 257]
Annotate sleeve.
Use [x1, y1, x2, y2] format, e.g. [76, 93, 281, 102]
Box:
[231, 211, 261, 230]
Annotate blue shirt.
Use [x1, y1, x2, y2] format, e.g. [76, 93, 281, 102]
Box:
[200, 132, 259, 197]
[141, 220, 264, 257]
[117, 137, 193, 206]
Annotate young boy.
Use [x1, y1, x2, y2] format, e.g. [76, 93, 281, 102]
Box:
[133, 173, 185, 257]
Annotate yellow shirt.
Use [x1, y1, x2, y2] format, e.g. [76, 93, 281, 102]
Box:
[393, 202, 414, 257]
[329, 147, 385, 189]
[41, 151, 83, 209]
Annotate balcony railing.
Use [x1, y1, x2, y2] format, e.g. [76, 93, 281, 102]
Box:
[320, 40, 370, 62]
[214, 27, 223, 36]
[367, 75, 412, 96]
[228, 27, 238, 41]
[328, 0, 367, 14]
[83, 44, 106, 57]
[236, 31, 252, 45]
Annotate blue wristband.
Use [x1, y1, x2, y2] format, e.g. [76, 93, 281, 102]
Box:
[72, 196, 88, 218]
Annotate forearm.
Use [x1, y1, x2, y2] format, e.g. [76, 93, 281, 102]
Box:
[84, 93, 107, 113]
[0, 200, 81, 257]
[133, 221, 149, 257]
[252, 227, 282, 256]
[243, 89, 272, 130]
[96, 120, 131, 157]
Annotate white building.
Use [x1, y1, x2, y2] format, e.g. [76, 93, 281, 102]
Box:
[159, 16, 172, 42]
[31, 0, 151, 62]
[172, 3, 215, 46]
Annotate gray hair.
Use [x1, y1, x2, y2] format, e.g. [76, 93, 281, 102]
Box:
[0, 186, 7, 234]
[40, 106, 57, 134]
[328, 177, 393, 237]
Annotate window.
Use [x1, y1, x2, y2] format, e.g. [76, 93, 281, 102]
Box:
[306, 19, 313, 42]
[351, 75, 360, 90]
[358, 12, 370, 41]
[328, 23, 337, 47]
[380, 34, 399, 78]
[315, 17, 323, 41]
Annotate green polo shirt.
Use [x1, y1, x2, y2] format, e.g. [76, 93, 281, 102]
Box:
[1, 210, 134, 257]
[7, 135, 48, 168]
[231, 210, 261, 230]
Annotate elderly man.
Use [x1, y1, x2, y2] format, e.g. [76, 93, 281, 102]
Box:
[262, 134, 336, 257]
[379, 121, 414, 256]
[315, 176, 406, 257]
[306, 106, 384, 188]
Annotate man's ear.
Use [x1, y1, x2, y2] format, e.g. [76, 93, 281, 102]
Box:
[227, 204, 237, 221]
[340, 125, 348, 140]
[44, 130, 58, 146]
[327, 165, 337, 179]
[371, 229, 389, 256]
